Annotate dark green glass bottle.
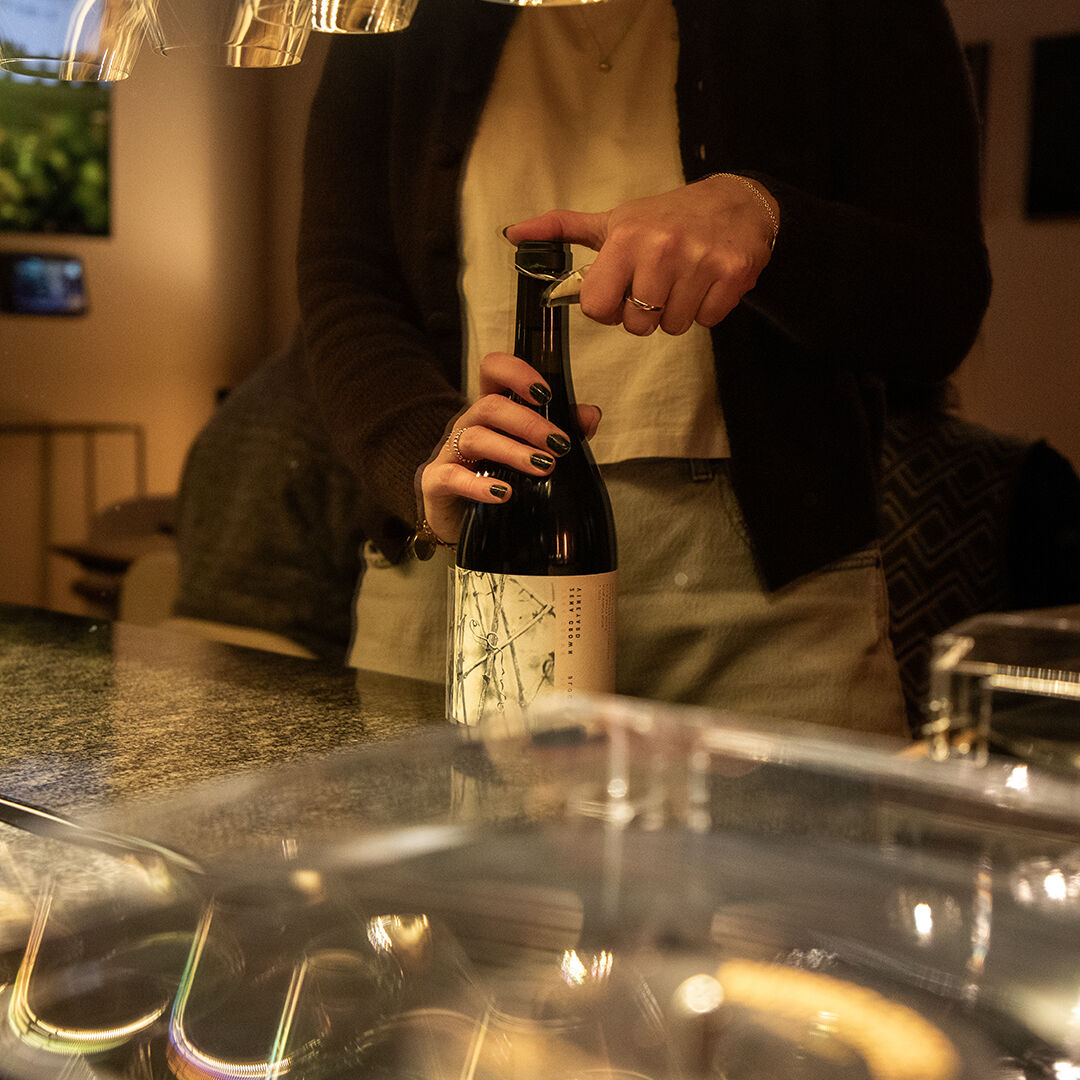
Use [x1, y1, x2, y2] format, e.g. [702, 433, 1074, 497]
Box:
[448, 241, 617, 728]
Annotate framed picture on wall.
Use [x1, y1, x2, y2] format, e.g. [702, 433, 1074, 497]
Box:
[0, 73, 111, 235]
[1027, 33, 1080, 218]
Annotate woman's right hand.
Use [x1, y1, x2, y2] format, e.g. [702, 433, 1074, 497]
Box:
[419, 352, 601, 546]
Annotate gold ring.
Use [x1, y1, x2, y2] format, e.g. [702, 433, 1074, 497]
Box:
[626, 295, 663, 313]
[450, 425, 476, 466]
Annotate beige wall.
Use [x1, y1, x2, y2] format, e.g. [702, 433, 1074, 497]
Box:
[945, 0, 1080, 466]
[0, 36, 326, 612]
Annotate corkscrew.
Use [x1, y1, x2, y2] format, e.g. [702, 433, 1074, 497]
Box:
[538, 264, 592, 307]
[540, 264, 654, 311]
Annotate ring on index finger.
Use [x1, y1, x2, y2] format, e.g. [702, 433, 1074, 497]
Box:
[449, 426, 476, 466]
[627, 295, 663, 313]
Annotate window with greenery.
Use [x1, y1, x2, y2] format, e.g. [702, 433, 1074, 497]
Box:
[0, 72, 110, 235]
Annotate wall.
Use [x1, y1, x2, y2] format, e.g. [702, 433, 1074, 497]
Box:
[0, 36, 326, 612]
[266, 35, 330, 349]
[945, 0, 1080, 467]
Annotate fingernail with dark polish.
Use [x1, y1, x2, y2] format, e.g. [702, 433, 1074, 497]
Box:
[530, 453, 555, 469]
[490, 484, 508, 498]
[546, 434, 571, 455]
[530, 382, 552, 405]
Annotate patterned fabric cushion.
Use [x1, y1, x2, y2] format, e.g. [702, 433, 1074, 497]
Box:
[880, 410, 1080, 731]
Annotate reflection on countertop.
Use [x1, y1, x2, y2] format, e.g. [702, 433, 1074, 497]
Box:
[0, 603, 444, 815]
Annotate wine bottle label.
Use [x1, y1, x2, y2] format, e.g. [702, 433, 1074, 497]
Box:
[447, 568, 617, 729]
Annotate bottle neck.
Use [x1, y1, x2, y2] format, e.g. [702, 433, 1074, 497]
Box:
[514, 270, 576, 427]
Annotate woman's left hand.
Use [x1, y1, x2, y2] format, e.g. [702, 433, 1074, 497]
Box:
[418, 352, 601, 546]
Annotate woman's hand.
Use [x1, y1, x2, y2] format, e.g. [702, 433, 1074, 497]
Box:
[419, 352, 601, 545]
[504, 174, 778, 338]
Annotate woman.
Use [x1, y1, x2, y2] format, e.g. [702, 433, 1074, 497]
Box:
[297, 0, 990, 734]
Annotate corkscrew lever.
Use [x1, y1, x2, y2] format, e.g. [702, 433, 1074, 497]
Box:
[542, 264, 653, 311]
[540, 264, 592, 307]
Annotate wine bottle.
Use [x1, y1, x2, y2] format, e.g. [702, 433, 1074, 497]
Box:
[448, 241, 617, 729]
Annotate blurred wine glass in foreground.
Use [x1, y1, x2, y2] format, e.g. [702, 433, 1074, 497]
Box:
[471, 945, 674, 1080]
[0, 848, 195, 1077]
[167, 886, 489, 1080]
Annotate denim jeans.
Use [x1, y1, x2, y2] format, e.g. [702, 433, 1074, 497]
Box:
[349, 458, 907, 737]
[604, 458, 906, 736]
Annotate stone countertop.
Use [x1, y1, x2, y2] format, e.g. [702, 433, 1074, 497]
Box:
[0, 603, 445, 818]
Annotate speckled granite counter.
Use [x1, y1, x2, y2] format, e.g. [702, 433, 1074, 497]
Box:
[0, 603, 444, 817]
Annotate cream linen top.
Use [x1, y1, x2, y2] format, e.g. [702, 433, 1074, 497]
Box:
[458, 0, 729, 464]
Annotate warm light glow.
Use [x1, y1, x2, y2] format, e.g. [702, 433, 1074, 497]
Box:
[913, 902, 934, 940]
[815, 1009, 840, 1034]
[606, 777, 628, 799]
[674, 973, 724, 1014]
[367, 916, 394, 954]
[560, 949, 587, 986]
[1005, 764, 1030, 791]
[1045, 869, 1069, 902]
[289, 868, 323, 897]
[368, 913, 431, 954]
[1012, 853, 1080, 909]
[589, 950, 613, 982]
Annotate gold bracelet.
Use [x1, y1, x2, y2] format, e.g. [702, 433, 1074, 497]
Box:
[410, 518, 455, 561]
[708, 172, 779, 249]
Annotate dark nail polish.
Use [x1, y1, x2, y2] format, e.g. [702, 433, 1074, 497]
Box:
[489, 484, 508, 498]
[546, 434, 571, 455]
[530, 453, 555, 469]
[529, 382, 552, 405]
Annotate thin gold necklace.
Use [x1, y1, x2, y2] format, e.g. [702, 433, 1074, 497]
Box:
[577, 0, 647, 74]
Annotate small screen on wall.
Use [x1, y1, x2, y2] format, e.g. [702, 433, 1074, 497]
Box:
[0, 72, 110, 236]
[0, 253, 86, 314]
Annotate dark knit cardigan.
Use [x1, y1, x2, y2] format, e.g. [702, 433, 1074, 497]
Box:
[298, 0, 990, 590]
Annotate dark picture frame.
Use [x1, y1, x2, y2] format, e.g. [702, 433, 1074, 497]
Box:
[0, 73, 111, 236]
[1026, 33, 1080, 218]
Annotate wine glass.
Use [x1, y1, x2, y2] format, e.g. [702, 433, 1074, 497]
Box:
[469, 943, 675, 1080]
[480, 0, 610, 7]
[167, 885, 491, 1080]
[0, 850, 196, 1078]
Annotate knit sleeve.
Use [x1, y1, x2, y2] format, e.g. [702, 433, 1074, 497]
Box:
[743, 0, 991, 381]
[297, 33, 465, 560]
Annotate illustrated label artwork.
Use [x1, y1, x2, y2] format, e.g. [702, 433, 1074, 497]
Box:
[448, 569, 616, 727]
